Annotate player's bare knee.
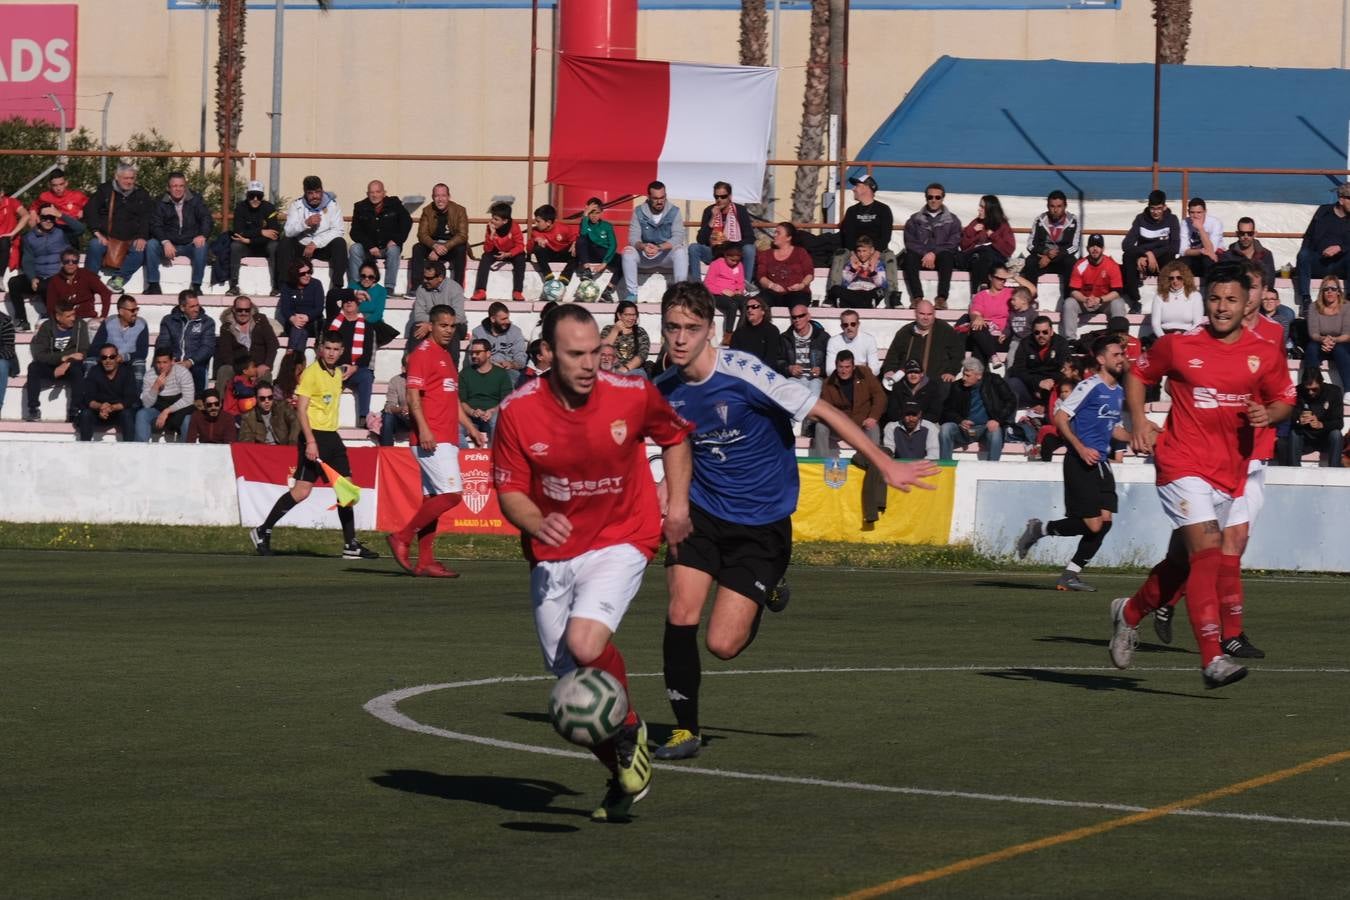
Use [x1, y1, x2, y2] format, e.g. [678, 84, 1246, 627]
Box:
[705, 631, 748, 661]
[292, 483, 313, 502]
[1084, 517, 1104, 533]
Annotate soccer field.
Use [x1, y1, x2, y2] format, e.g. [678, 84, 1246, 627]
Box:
[5, 548, 1349, 898]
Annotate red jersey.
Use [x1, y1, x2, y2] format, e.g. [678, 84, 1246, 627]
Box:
[1133, 326, 1295, 496]
[29, 188, 89, 220]
[492, 370, 692, 564]
[531, 222, 577, 253]
[0, 197, 22, 269]
[483, 221, 526, 257]
[1247, 314, 1287, 462]
[1069, 256, 1124, 298]
[405, 339, 462, 444]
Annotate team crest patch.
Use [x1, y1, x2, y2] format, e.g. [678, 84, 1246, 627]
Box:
[715, 401, 729, 425]
[610, 419, 628, 444]
[1247, 355, 1260, 373]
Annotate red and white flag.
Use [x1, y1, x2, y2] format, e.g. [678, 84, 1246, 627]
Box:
[231, 444, 379, 531]
[549, 56, 778, 204]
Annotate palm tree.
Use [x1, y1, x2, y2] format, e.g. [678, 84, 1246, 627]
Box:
[790, 0, 830, 224]
[215, 0, 246, 162]
[1153, 0, 1191, 64]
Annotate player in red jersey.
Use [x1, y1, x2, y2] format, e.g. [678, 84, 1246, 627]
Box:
[1108, 266, 1295, 688]
[493, 303, 693, 821]
[385, 305, 487, 577]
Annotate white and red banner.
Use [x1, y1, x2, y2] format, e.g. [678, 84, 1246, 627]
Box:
[0, 5, 77, 127]
[376, 447, 517, 536]
[549, 56, 777, 204]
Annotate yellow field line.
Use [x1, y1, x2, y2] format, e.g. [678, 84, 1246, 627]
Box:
[840, 748, 1350, 899]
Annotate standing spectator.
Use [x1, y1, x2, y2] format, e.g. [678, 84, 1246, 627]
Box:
[825, 308, 881, 376]
[704, 243, 748, 341]
[26, 168, 88, 222]
[408, 261, 466, 360]
[0, 183, 29, 284]
[1222, 217, 1277, 290]
[228, 181, 280, 296]
[470, 201, 527, 302]
[0, 308, 15, 417]
[880, 299, 963, 409]
[1008, 315, 1072, 408]
[600, 301, 652, 377]
[92, 296, 150, 381]
[729, 297, 782, 369]
[155, 289, 215, 395]
[281, 175, 347, 291]
[215, 294, 279, 386]
[1288, 369, 1344, 466]
[409, 183, 469, 292]
[901, 183, 961, 310]
[576, 197, 621, 301]
[956, 194, 1015, 293]
[24, 304, 89, 422]
[938, 357, 1015, 461]
[144, 172, 213, 295]
[46, 248, 113, 321]
[688, 181, 757, 288]
[276, 259, 326, 363]
[9, 208, 83, 329]
[1295, 184, 1350, 315]
[76, 344, 137, 441]
[1121, 189, 1181, 312]
[1020, 190, 1079, 307]
[347, 179, 412, 293]
[84, 164, 155, 294]
[778, 302, 828, 402]
[528, 204, 578, 284]
[134, 349, 195, 442]
[1064, 234, 1126, 340]
[459, 338, 513, 445]
[186, 389, 236, 444]
[812, 350, 885, 456]
[326, 289, 377, 428]
[828, 235, 887, 309]
[378, 365, 411, 446]
[471, 301, 528, 384]
[1304, 276, 1350, 388]
[238, 383, 298, 445]
[1177, 197, 1224, 283]
[622, 181, 688, 300]
[756, 222, 814, 309]
[1150, 261, 1205, 338]
[831, 175, 899, 307]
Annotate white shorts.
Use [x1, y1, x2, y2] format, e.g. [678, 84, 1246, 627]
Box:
[412, 443, 462, 495]
[530, 543, 647, 676]
[1157, 476, 1235, 530]
[1225, 459, 1267, 529]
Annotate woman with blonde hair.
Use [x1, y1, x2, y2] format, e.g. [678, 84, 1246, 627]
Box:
[1149, 260, 1204, 336]
[1305, 276, 1350, 387]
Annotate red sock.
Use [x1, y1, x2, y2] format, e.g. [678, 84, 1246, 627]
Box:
[1217, 553, 1244, 639]
[396, 492, 461, 543]
[416, 522, 438, 565]
[579, 642, 638, 727]
[1183, 548, 1224, 666]
[1125, 556, 1187, 627]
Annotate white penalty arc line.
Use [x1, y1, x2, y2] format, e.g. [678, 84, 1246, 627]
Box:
[363, 667, 1350, 830]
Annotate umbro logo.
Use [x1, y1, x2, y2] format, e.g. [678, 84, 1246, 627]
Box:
[1187, 358, 1205, 369]
[529, 442, 549, 455]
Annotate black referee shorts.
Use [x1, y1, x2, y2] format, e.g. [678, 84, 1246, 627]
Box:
[295, 430, 350, 485]
[665, 503, 792, 607]
[1063, 452, 1117, 519]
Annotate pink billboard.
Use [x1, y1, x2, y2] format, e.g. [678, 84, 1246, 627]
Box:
[0, 4, 78, 127]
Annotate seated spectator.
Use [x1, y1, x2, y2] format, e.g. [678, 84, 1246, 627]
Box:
[1064, 234, 1126, 340]
[1287, 369, 1344, 467]
[459, 338, 513, 445]
[409, 183, 469, 293]
[280, 175, 347, 291]
[155, 289, 215, 395]
[1024, 376, 1078, 461]
[135, 349, 195, 442]
[470, 201, 527, 302]
[352, 260, 397, 346]
[528, 204, 578, 285]
[223, 353, 261, 420]
[1003, 285, 1039, 364]
[828, 235, 887, 309]
[777, 302, 828, 401]
[880, 299, 964, 409]
[520, 338, 553, 384]
[1008, 314, 1072, 408]
[529, 302, 558, 344]
[238, 382, 298, 445]
[901, 183, 961, 310]
[92, 296, 150, 381]
[145, 172, 213, 295]
[1177, 196, 1223, 283]
[186, 389, 236, 444]
[23, 303, 88, 422]
[689, 181, 757, 288]
[8, 208, 84, 330]
[0, 185, 30, 295]
[575, 196, 621, 301]
[408, 260, 467, 360]
[886, 360, 944, 426]
[1295, 183, 1350, 316]
[1304, 276, 1350, 388]
[956, 194, 1015, 293]
[46, 246, 113, 321]
[599, 300, 652, 377]
[729, 297, 782, 369]
[961, 267, 1037, 362]
[215, 294, 279, 386]
[938, 357, 1014, 461]
[84, 164, 154, 294]
[472, 301, 528, 384]
[757, 222, 815, 309]
[812, 350, 885, 456]
[1121, 189, 1180, 311]
[1259, 285, 1296, 354]
[326, 289, 377, 428]
[347, 179, 412, 293]
[1149, 260, 1204, 338]
[276, 259, 326, 362]
[831, 175, 900, 308]
[705, 243, 749, 342]
[0, 308, 13, 416]
[76, 344, 137, 441]
[825, 309, 880, 376]
[1222, 216, 1276, 289]
[377, 365, 410, 446]
[598, 342, 620, 373]
[883, 401, 939, 460]
[622, 181, 688, 300]
[27, 168, 89, 222]
[228, 180, 280, 296]
[1020, 190, 1079, 308]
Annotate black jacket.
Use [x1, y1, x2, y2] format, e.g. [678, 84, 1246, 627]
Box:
[1294, 382, 1345, 436]
[1300, 203, 1350, 255]
[777, 321, 830, 378]
[350, 196, 413, 250]
[231, 198, 280, 243]
[885, 373, 943, 425]
[881, 320, 964, 381]
[88, 181, 154, 241]
[80, 365, 139, 410]
[1122, 208, 1181, 258]
[941, 372, 1016, 426]
[695, 202, 755, 247]
[1010, 334, 1072, 387]
[150, 190, 214, 245]
[730, 318, 785, 370]
[841, 201, 894, 253]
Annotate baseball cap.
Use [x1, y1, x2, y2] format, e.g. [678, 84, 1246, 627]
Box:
[848, 175, 879, 191]
[246, 180, 265, 197]
[302, 175, 323, 192]
[1087, 234, 1105, 248]
[901, 402, 922, 417]
[903, 360, 923, 374]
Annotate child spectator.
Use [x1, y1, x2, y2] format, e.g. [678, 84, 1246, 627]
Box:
[704, 244, 748, 341]
[471, 201, 526, 301]
[528, 204, 577, 284]
[224, 353, 260, 420]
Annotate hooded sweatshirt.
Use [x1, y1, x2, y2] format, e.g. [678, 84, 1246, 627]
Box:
[284, 190, 344, 248]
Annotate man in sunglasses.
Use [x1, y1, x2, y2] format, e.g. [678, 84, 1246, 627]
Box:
[688, 181, 758, 290]
[238, 384, 299, 445]
[8, 205, 84, 331]
[1221, 217, 1277, 289]
[1008, 314, 1072, 408]
[75, 344, 138, 441]
[92, 296, 150, 382]
[824, 309, 880, 377]
[186, 388, 235, 444]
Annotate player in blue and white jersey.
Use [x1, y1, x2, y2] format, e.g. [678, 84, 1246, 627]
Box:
[650, 283, 939, 760]
[1015, 335, 1131, 591]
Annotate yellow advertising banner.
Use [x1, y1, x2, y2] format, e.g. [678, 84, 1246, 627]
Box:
[792, 460, 957, 544]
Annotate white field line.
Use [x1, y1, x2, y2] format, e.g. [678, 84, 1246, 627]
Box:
[363, 666, 1350, 830]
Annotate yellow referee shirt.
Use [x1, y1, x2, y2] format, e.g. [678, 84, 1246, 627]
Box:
[297, 362, 343, 433]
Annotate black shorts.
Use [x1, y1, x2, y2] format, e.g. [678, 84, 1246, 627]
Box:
[295, 430, 350, 484]
[665, 503, 792, 607]
[1063, 453, 1117, 519]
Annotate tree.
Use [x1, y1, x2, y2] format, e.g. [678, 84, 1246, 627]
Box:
[790, 0, 831, 224]
[739, 0, 771, 220]
[1153, 0, 1191, 65]
[215, 0, 246, 163]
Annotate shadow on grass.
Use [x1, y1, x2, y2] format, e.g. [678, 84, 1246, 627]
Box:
[979, 668, 1219, 699]
[1036, 634, 1193, 655]
[972, 580, 1056, 591]
[502, 713, 816, 749]
[370, 769, 589, 828]
[343, 566, 409, 577]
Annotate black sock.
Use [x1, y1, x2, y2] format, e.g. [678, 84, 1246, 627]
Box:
[261, 492, 298, 532]
[338, 506, 356, 545]
[1047, 517, 1089, 537]
[1071, 521, 1111, 568]
[663, 620, 701, 734]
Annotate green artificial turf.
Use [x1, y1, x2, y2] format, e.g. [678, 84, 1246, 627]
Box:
[3, 550, 1348, 898]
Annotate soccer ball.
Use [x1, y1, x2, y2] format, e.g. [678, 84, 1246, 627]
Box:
[540, 274, 567, 303]
[575, 279, 601, 303]
[548, 667, 628, 747]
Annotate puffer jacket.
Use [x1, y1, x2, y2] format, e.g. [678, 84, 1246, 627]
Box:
[155, 307, 216, 367]
[150, 189, 214, 245]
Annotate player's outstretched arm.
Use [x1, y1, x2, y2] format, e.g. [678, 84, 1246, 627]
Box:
[499, 491, 572, 547]
[659, 439, 693, 547]
[808, 400, 940, 492]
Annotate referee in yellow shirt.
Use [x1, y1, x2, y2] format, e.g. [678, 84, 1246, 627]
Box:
[250, 332, 379, 559]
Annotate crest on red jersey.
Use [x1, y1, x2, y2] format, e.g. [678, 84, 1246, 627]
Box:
[1247, 355, 1260, 373]
[610, 419, 628, 444]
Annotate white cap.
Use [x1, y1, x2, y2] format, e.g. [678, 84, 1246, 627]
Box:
[246, 180, 265, 195]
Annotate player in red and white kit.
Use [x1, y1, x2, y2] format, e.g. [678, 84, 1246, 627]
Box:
[1149, 263, 1285, 656]
[385, 305, 488, 577]
[1109, 266, 1295, 688]
[493, 304, 693, 821]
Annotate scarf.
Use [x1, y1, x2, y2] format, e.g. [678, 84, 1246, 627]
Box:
[711, 204, 741, 244]
[332, 312, 366, 362]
